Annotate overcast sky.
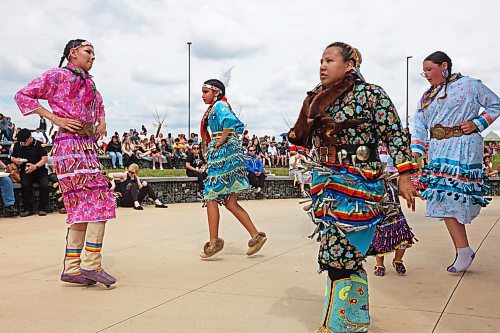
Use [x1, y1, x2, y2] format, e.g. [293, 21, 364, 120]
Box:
[1, 0, 499, 139]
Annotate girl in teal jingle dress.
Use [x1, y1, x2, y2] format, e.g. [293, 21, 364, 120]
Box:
[198, 79, 267, 259]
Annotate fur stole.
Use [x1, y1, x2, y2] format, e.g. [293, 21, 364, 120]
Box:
[288, 74, 365, 148]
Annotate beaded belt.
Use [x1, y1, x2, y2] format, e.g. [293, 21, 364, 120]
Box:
[318, 143, 379, 164]
[59, 123, 96, 137]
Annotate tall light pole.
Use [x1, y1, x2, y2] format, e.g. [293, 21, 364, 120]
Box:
[406, 56, 413, 130]
[187, 41, 192, 137]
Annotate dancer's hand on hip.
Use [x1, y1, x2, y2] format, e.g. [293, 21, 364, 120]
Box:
[54, 116, 82, 133]
[460, 121, 477, 135]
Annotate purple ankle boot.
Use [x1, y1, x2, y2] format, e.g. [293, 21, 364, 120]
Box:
[80, 268, 117, 288]
[60, 274, 97, 285]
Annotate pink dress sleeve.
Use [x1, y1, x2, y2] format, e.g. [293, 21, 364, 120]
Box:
[14, 69, 61, 116]
[95, 91, 105, 120]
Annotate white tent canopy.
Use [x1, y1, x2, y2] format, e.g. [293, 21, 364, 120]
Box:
[484, 131, 500, 142]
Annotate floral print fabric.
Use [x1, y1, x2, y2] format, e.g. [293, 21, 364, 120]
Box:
[14, 67, 115, 224]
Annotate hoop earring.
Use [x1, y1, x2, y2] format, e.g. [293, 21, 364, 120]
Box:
[442, 69, 449, 79]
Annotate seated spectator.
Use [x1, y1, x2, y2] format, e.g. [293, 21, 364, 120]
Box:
[185, 139, 194, 154]
[484, 155, 498, 177]
[106, 135, 124, 169]
[11, 128, 49, 216]
[108, 164, 168, 210]
[121, 136, 139, 167]
[0, 159, 17, 217]
[31, 128, 46, 143]
[173, 137, 186, 162]
[149, 134, 163, 170]
[185, 144, 207, 196]
[159, 139, 175, 169]
[137, 138, 152, 158]
[277, 142, 288, 167]
[267, 141, 278, 167]
[246, 146, 265, 193]
[289, 147, 312, 198]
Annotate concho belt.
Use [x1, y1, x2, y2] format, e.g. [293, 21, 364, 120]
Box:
[318, 143, 378, 164]
[430, 124, 465, 140]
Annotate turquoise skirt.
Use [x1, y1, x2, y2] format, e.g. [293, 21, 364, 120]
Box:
[204, 137, 249, 200]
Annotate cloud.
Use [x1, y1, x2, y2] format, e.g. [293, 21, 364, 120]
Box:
[192, 38, 264, 60]
[131, 70, 184, 86]
[1, 0, 499, 139]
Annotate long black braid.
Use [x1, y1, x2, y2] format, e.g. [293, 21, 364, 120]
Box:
[424, 51, 453, 100]
[58, 39, 87, 67]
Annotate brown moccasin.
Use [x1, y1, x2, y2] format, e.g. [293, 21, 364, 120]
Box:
[246, 232, 267, 256]
[200, 238, 224, 259]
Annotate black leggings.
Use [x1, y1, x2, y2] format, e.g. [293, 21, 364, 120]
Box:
[120, 183, 157, 207]
[247, 172, 265, 188]
[186, 170, 206, 192]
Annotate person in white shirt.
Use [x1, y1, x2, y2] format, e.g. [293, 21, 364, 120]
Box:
[31, 128, 46, 143]
[289, 147, 311, 197]
[267, 141, 278, 167]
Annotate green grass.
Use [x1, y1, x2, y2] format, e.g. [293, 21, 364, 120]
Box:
[492, 154, 500, 169]
[103, 167, 291, 177]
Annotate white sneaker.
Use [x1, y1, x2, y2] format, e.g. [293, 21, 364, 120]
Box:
[160, 166, 164, 170]
[256, 187, 262, 193]
[153, 166, 156, 170]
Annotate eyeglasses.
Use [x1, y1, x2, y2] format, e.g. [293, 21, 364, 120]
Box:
[420, 65, 440, 78]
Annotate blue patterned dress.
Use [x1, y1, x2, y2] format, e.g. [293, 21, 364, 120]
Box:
[204, 100, 249, 200]
[411, 76, 500, 224]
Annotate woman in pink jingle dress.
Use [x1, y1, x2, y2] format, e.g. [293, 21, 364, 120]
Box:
[14, 39, 117, 288]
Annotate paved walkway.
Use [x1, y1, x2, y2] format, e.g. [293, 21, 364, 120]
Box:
[1, 198, 499, 333]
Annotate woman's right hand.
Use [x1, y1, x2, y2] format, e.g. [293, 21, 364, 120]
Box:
[53, 116, 82, 132]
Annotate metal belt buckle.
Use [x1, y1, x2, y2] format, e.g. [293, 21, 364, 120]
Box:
[83, 123, 96, 137]
[432, 126, 446, 140]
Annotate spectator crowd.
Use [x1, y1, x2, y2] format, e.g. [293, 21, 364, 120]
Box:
[0, 116, 498, 217]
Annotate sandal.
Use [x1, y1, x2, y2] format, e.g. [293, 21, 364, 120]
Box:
[374, 265, 386, 277]
[392, 259, 407, 275]
[200, 238, 224, 259]
[246, 232, 267, 256]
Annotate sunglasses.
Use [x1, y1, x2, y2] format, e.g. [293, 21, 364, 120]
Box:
[193, 147, 200, 150]
[249, 149, 255, 152]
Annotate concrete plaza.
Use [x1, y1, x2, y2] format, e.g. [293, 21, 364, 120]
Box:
[1, 198, 499, 333]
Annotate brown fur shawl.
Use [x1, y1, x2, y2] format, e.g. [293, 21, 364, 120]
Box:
[288, 74, 365, 148]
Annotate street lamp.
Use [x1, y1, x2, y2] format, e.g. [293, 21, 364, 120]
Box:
[187, 41, 192, 137]
[406, 56, 413, 130]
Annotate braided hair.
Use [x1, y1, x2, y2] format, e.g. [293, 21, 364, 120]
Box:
[325, 42, 363, 81]
[326, 42, 362, 68]
[424, 51, 452, 100]
[58, 39, 87, 67]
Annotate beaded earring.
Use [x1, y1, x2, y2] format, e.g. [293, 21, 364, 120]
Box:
[442, 68, 449, 79]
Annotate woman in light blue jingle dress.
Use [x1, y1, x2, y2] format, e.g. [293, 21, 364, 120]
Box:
[198, 79, 267, 259]
[411, 51, 499, 273]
